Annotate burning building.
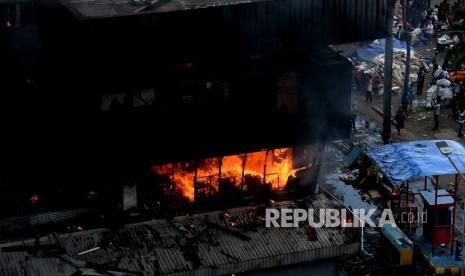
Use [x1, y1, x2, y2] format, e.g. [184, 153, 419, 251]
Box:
[145, 145, 322, 213]
[0, 0, 392, 274]
[0, 0, 388, 215]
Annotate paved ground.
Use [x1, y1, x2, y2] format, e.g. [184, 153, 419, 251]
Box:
[345, 35, 465, 209]
[346, 41, 462, 145]
[341, 0, 460, 144]
[336, 25, 465, 271]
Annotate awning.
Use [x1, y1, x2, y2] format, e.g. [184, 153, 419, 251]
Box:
[366, 140, 465, 186]
[347, 38, 415, 61]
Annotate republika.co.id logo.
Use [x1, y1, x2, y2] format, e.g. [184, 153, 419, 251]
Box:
[265, 208, 427, 228]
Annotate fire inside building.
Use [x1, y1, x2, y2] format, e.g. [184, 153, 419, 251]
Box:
[0, 0, 389, 274]
[0, 0, 387, 216]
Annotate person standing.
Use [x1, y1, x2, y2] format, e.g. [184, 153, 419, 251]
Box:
[416, 68, 425, 95]
[407, 83, 415, 111]
[365, 75, 373, 102]
[352, 66, 362, 93]
[422, 19, 434, 44]
[458, 108, 465, 137]
[402, 84, 415, 114]
[349, 104, 357, 132]
[372, 73, 380, 99]
[395, 106, 406, 135]
[393, 22, 400, 36]
[442, 66, 450, 79]
[396, 25, 404, 40]
[432, 96, 441, 130]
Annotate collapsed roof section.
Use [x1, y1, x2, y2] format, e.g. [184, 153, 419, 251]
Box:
[0, 194, 360, 276]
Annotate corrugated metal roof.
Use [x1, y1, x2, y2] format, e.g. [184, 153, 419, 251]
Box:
[420, 189, 454, 206]
[380, 224, 413, 253]
[59, 0, 268, 20]
[0, 194, 360, 276]
[0, 208, 95, 232]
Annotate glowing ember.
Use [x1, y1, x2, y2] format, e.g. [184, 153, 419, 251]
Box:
[151, 147, 309, 201]
[342, 218, 352, 228]
[30, 194, 39, 204]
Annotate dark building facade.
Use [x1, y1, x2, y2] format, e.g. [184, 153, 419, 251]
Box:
[0, 0, 388, 216]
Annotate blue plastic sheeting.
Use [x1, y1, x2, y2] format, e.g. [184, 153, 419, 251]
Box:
[366, 140, 465, 186]
[348, 38, 415, 61]
[342, 146, 361, 168]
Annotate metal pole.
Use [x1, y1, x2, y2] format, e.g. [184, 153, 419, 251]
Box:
[446, 157, 465, 276]
[382, 0, 396, 144]
[194, 161, 198, 202]
[462, 200, 465, 276]
[436, 141, 465, 275]
[263, 150, 268, 185]
[241, 154, 247, 196]
[433, 175, 438, 257]
[452, 175, 458, 256]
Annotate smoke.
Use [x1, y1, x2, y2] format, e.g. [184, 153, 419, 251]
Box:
[297, 47, 353, 144]
[6, 24, 42, 80]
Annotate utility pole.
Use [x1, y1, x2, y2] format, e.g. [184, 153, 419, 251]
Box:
[383, 0, 396, 144]
[401, 0, 412, 107]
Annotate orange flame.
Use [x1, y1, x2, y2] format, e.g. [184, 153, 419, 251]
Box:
[151, 147, 308, 201]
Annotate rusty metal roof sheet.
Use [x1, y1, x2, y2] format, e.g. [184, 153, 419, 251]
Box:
[0, 194, 360, 275]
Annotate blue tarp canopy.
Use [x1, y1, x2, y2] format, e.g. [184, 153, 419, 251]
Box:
[348, 38, 415, 61]
[366, 140, 465, 186]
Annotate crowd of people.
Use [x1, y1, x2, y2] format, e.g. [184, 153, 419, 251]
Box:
[351, 0, 465, 138]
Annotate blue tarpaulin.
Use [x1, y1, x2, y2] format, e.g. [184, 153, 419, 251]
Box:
[348, 38, 415, 61]
[366, 140, 465, 186]
[342, 146, 362, 168]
